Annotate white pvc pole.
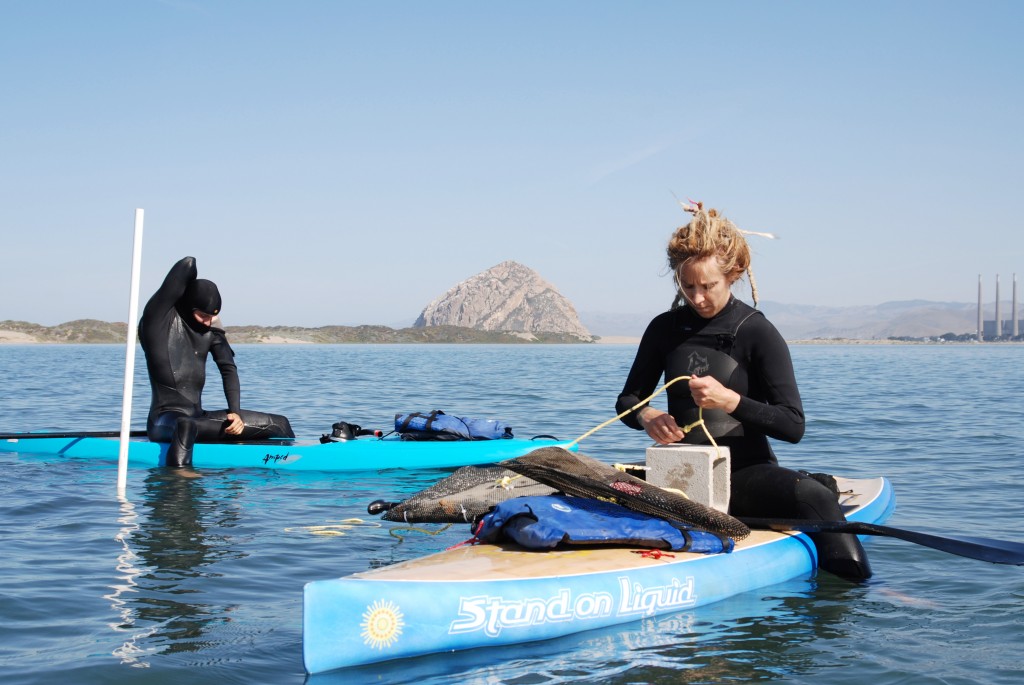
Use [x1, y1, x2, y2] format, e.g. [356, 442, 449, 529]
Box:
[117, 209, 145, 495]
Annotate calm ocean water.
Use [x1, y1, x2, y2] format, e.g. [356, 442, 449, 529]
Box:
[1, 343, 1022, 685]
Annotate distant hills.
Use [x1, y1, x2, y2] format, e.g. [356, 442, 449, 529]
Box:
[758, 300, 989, 341]
[0, 260, 602, 346]
[3, 262, 1019, 346]
[2, 299, 1012, 344]
[0, 319, 130, 344]
[582, 299, 1017, 341]
[0, 320, 589, 345]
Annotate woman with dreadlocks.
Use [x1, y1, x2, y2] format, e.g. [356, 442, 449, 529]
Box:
[616, 201, 871, 580]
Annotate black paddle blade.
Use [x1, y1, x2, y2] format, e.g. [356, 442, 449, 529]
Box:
[739, 518, 1024, 566]
[501, 447, 750, 540]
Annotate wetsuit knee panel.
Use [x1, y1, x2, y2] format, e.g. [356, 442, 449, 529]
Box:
[793, 477, 845, 520]
[149, 411, 192, 442]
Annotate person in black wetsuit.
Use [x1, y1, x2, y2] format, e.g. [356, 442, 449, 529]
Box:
[139, 256, 294, 468]
[617, 202, 871, 580]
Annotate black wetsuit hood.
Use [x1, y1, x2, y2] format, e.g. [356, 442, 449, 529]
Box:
[176, 278, 222, 332]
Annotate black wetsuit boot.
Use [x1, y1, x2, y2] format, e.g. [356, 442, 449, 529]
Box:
[794, 477, 872, 580]
[168, 417, 199, 468]
[810, 531, 873, 580]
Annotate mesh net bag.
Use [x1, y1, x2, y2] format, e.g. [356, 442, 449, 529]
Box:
[380, 465, 555, 523]
[500, 447, 750, 540]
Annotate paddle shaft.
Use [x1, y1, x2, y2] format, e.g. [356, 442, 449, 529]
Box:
[739, 517, 1024, 566]
[1, 430, 148, 440]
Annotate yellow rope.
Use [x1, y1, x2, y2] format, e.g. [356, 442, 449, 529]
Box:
[613, 463, 690, 498]
[284, 518, 382, 537]
[569, 375, 721, 456]
[495, 474, 520, 489]
[389, 523, 454, 540]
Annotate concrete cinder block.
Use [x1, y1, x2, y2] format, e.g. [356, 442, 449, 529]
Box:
[645, 444, 731, 512]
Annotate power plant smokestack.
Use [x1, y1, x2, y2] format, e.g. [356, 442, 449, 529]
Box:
[1014, 273, 1019, 338]
[995, 275, 1002, 338]
[977, 274, 983, 342]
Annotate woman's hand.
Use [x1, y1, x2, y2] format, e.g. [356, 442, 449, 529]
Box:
[688, 375, 740, 413]
[637, 408, 686, 445]
[224, 412, 245, 436]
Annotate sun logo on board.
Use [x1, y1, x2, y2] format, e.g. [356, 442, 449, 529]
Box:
[361, 600, 404, 650]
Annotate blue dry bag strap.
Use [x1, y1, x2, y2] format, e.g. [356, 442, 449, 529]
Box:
[397, 410, 444, 433]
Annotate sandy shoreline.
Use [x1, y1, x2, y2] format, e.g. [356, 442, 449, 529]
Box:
[0, 331, 47, 344]
[254, 335, 314, 344]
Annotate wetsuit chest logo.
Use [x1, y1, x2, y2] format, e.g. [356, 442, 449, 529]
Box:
[686, 350, 712, 377]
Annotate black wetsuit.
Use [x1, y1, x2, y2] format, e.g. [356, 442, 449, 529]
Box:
[139, 256, 294, 468]
[617, 297, 871, 579]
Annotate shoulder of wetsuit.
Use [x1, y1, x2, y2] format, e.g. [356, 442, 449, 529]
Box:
[210, 328, 235, 357]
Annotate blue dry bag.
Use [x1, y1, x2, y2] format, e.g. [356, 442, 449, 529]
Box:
[395, 410, 513, 441]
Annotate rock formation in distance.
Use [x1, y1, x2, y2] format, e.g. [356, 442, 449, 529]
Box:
[413, 261, 594, 341]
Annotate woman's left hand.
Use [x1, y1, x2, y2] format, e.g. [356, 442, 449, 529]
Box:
[689, 375, 740, 413]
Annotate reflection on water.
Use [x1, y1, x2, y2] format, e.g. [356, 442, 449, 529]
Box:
[105, 496, 151, 667]
[105, 470, 247, 664]
[621, 577, 870, 684]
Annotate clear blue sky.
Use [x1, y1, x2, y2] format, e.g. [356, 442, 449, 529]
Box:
[2, 1, 1021, 327]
